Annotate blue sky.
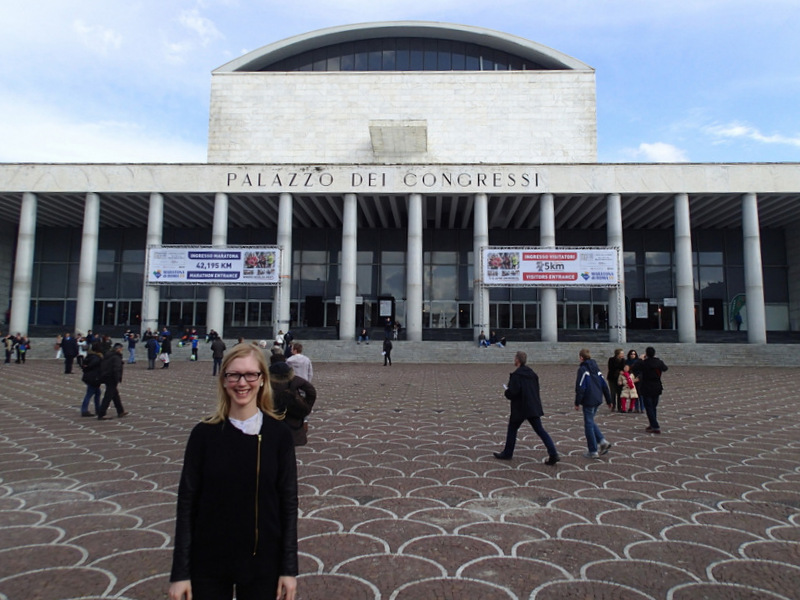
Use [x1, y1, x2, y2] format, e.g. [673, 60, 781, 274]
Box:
[1, 0, 798, 164]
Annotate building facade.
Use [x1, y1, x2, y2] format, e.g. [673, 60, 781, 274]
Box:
[1, 22, 799, 343]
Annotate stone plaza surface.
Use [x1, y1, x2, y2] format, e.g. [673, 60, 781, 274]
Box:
[1, 357, 799, 600]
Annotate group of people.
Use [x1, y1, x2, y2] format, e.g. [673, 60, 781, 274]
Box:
[605, 347, 669, 433]
[478, 330, 506, 348]
[355, 326, 395, 366]
[495, 346, 668, 464]
[3, 331, 31, 364]
[79, 339, 128, 420]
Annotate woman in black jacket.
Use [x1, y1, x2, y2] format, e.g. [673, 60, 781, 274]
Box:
[268, 357, 317, 447]
[169, 344, 298, 600]
[79, 342, 104, 417]
[606, 348, 626, 412]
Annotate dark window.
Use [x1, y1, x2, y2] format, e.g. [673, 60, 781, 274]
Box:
[437, 40, 452, 70]
[261, 37, 547, 72]
[423, 39, 437, 69]
[395, 38, 410, 70]
[368, 39, 382, 70]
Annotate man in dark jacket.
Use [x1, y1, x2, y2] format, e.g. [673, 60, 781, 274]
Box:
[61, 332, 79, 374]
[97, 343, 128, 420]
[633, 346, 668, 434]
[210, 335, 226, 376]
[494, 351, 560, 465]
[575, 348, 613, 459]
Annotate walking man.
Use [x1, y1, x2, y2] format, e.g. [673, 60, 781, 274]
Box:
[494, 351, 560, 465]
[97, 343, 128, 420]
[575, 348, 613, 459]
[634, 346, 668, 434]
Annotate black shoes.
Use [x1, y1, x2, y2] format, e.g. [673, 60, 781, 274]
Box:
[544, 454, 561, 466]
[97, 415, 112, 420]
[81, 412, 95, 417]
[493, 452, 512, 460]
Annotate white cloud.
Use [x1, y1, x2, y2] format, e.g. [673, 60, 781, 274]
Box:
[704, 122, 800, 148]
[72, 19, 123, 54]
[0, 96, 206, 163]
[178, 9, 224, 45]
[627, 142, 689, 163]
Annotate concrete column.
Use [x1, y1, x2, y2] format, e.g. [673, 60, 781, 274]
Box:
[406, 193, 423, 342]
[207, 192, 228, 336]
[472, 193, 490, 341]
[742, 192, 767, 344]
[606, 193, 627, 344]
[141, 193, 163, 336]
[339, 193, 357, 341]
[674, 193, 696, 343]
[275, 192, 293, 337]
[75, 193, 100, 335]
[9, 192, 36, 334]
[539, 193, 558, 342]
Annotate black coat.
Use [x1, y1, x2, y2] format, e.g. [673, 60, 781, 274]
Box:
[634, 356, 668, 397]
[270, 373, 317, 446]
[61, 336, 79, 358]
[170, 415, 298, 584]
[100, 351, 123, 384]
[81, 353, 103, 387]
[504, 365, 544, 420]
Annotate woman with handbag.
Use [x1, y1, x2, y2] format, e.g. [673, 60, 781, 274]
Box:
[267, 355, 316, 446]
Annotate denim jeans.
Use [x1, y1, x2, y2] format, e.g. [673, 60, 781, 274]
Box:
[502, 416, 558, 458]
[81, 385, 101, 414]
[641, 395, 660, 430]
[582, 405, 604, 453]
[212, 357, 222, 376]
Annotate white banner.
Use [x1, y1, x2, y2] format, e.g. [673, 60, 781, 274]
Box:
[482, 247, 619, 287]
[147, 246, 280, 285]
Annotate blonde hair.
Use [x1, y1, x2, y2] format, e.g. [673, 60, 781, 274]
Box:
[204, 343, 283, 424]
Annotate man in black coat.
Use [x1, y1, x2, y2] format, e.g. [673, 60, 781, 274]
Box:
[61, 332, 79, 374]
[97, 343, 128, 420]
[633, 346, 668, 434]
[493, 351, 560, 465]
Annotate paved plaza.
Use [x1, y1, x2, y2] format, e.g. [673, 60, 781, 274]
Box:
[1, 356, 799, 599]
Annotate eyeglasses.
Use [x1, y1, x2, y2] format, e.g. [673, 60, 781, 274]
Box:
[223, 372, 262, 383]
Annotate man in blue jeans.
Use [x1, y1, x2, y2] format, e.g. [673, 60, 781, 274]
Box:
[493, 351, 560, 465]
[575, 348, 613, 459]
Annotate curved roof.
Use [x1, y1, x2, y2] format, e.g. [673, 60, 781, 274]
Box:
[214, 21, 592, 73]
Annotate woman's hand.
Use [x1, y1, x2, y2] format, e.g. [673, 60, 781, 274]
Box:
[169, 580, 192, 600]
[276, 575, 297, 599]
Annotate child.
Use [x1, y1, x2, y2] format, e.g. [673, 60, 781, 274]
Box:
[617, 364, 639, 413]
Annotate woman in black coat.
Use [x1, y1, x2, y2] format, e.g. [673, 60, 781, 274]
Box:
[606, 348, 626, 411]
[169, 344, 298, 600]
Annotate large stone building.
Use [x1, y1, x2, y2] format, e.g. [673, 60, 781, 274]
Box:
[1, 22, 799, 344]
